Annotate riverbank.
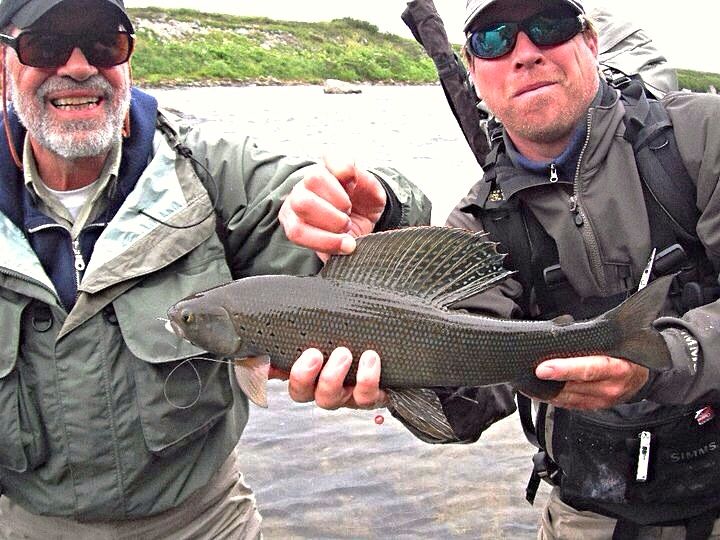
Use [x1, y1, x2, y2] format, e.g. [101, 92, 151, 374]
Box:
[129, 7, 720, 92]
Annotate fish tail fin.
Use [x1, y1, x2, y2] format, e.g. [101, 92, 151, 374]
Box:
[605, 275, 674, 370]
[233, 355, 271, 408]
[387, 388, 456, 441]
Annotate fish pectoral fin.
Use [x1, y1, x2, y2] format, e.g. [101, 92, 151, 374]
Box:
[513, 375, 566, 401]
[387, 388, 456, 442]
[233, 355, 271, 408]
[550, 314, 575, 327]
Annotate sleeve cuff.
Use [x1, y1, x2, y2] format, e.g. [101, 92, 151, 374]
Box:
[636, 327, 700, 404]
[370, 172, 403, 232]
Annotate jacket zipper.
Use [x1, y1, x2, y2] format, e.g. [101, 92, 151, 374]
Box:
[570, 109, 609, 294]
[71, 238, 86, 294]
[71, 223, 105, 299]
[29, 222, 86, 301]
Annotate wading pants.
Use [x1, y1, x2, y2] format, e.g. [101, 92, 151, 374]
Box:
[0, 449, 262, 540]
[539, 487, 720, 540]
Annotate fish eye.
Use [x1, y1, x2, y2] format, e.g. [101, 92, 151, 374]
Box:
[181, 309, 194, 324]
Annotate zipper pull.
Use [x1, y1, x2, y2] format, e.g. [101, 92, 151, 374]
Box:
[549, 163, 559, 183]
[637, 248, 657, 291]
[568, 195, 584, 226]
[636, 431, 651, 482]
[72, 239, 86, 272]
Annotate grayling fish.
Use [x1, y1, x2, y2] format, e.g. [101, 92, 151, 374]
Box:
[166, 227, 672, 436]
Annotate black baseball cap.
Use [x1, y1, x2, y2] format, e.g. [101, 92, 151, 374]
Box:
[0, 0, 134, 32]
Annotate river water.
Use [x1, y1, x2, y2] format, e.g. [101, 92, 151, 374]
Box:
[145, 85, 547, 539]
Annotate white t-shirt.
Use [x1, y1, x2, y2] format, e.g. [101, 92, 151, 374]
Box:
[44, 181, 100, 221]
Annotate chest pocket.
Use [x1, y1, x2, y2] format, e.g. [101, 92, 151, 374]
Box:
[0, 291, 48, 473]
[113, 245, 235, 457]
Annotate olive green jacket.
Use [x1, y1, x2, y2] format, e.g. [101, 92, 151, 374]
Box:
[0, 107, 431, 520]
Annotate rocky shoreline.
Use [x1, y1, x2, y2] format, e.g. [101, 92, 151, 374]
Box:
[141, 77, 436, 90]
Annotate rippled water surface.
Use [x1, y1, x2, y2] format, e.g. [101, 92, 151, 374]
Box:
[146, 85, 548, 539]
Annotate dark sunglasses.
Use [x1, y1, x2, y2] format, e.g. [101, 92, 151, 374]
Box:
[0, 30, 134, 68]
[466, 12, 586, 60]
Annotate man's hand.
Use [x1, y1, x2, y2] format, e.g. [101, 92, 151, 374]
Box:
[286, 347, 388, 410]
[535, 355, 649, 410]
[279, 156, 387, 262]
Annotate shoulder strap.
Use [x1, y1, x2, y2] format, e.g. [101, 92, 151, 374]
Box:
[619, 81, 700, 250]
[518, 394, 559, 504]
[470, 168, 554, 318]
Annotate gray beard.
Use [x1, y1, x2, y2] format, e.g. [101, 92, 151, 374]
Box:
[9, 74, 130, 160]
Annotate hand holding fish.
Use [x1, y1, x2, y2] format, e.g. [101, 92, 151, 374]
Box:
[535, 355, 649, 410]
[279, 156, 387, 262]
[287, 348, 389, 410]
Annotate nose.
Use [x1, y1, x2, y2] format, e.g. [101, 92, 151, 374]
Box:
[511, 32, 544, 69]
[56, 47, 98, 80]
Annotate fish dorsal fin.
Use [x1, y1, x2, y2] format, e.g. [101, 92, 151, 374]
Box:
[320, 226, 512, 307]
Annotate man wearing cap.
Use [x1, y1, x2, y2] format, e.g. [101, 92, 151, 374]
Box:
[0, 0, 430, 536]
[287, 0, 720, 537]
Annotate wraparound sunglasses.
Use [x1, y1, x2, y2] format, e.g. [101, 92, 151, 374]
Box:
[466, 12, 587, 60]
[0, 30, 134, 68]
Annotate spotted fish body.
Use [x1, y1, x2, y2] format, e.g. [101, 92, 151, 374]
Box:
[187, 274, 645, 389]
[167, 227, 672, 410]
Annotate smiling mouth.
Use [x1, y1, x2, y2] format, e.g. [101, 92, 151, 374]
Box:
[51, 96, 101, 110]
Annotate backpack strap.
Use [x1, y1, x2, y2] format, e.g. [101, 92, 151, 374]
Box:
[619, 81, 701, 249]
[619, 82, 719, 311]
[472, 171, 558, 318]
[517, 394, 561, 504]
[684, 508, 719, 540]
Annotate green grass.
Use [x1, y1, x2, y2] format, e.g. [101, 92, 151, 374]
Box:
[128, 7, 719, 90]
[677, 69, 720, 93]
[129, 8, 437, 86]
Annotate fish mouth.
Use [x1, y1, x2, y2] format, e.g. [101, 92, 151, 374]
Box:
[165, 319, 186, 339]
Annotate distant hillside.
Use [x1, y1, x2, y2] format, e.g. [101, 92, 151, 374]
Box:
[129, 7, 436, 86]
[128, 7, 720, 92]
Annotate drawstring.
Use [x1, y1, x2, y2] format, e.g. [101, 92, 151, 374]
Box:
[1, 47, 23, 170]
[122, 60, 133, 138]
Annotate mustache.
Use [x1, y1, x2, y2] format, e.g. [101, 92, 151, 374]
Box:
[36, 75, 113, 101]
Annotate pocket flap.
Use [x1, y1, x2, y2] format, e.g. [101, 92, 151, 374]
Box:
[111, 250, 232, 363]
[0, 292, 30, 378]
